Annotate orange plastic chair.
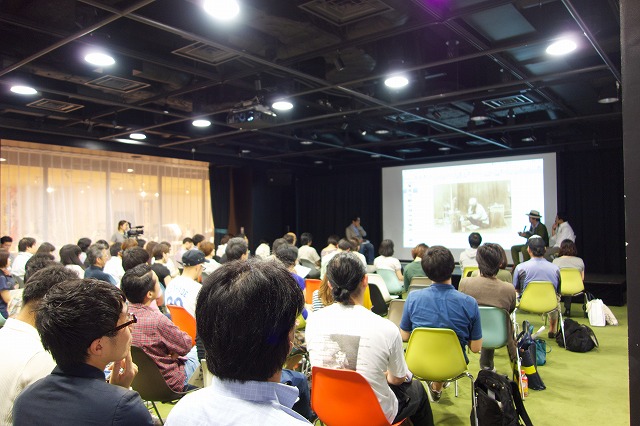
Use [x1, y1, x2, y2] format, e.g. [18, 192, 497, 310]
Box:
[311, 366, 406, 426]
[166, 305, 196, 346]
[304, 278, 322, 304]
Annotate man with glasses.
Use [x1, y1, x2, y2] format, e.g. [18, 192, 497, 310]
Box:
[13, 279, 153, 425]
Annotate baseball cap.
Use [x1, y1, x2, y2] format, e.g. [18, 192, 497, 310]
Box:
[182, 249, 207, 266]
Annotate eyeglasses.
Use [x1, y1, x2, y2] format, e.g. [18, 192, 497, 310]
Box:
[110, 313, 137, 333]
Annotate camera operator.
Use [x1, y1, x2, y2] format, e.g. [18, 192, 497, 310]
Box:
[110, 220, 129, 244]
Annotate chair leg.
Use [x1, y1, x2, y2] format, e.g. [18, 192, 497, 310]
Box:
[455, 379, 459, 397]
[467, 372, 478, 426]
[558, 310, 567, 350]
[151, 402, 164, 425]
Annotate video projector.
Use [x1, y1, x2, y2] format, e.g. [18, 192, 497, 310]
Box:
[226, 99, 278, 129]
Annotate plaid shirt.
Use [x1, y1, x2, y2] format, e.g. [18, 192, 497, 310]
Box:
[129, 304, 193, 392]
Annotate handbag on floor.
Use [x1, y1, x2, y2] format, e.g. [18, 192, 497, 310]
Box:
[472, 369, 534, 426]
[556, 318, 599, 352]
[586, 298, 606, 327]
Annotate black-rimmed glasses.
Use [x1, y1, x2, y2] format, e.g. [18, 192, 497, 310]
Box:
[110, 313, 137, 333]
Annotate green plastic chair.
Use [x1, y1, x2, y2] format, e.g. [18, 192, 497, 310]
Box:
[479, 307, 523, 392]
[376, 269, 403, 295]
[405, 328, 477, 425]
[559, 268, 587, 317]
[517, 280, 566, 349]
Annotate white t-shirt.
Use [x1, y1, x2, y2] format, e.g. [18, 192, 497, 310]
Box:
[305, 304, 408, 423]
[103, 256, 125, 287]
[298, 245, 320, 265]
[164, 275, 202, 318]
[373, 255, 402, 272]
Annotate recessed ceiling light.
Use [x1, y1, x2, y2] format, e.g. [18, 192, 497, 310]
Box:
[127, 168, 134, 173]
[84, 52, 115, 66]
[241, 149, 251, 154]
[300, 140, 313, 145]
[192, 119, 211, 127]
[314, 160, 324, 164]
[546, 39, 577, 56]
[272, 100, 293, 111]
[522, 135, 537, 142]
[370, 154, 381, 158]
[438, 147, 451, 151]
[10, 85, 38, 95]
[203, 0, 240, 20]
[375, 129, 390, 135]
[129, 133, 146, 140]
[384, 75, 409, 88]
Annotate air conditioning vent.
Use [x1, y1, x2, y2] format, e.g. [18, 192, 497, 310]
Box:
[173, 42, 238, 65]
[27, 98, 84, 113]
[85, 75, 150, 93]
[482, 94, 533, 109]
[299, 0, 393, 26]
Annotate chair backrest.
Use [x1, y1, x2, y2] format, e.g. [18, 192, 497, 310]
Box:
[405, 328, 468, 382]
[201, 359, 214, 387]
[478, 307, 509, 349]
[130, 346, 186, 402]
[367, 274, 392, 302]
[387, 299, 405, 328]
[299, 258, 320, 279]
[311, 366, 398, 426]
[559, 268, 584, 296]
[166, 305, 196, 345]
[304, 279, 322, 304]
[410, 276, 432, 286]
[518, 281, 558, 314]
[368, 283, 389, 316]
[376, 269, 403, 295]
[462, 266, 479, 278]
[408, 283, 430, 293]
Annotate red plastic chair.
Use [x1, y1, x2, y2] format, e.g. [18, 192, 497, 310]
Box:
[311, 366, 406, 426]
[166, 305, 196, 346]
[304, 278, 322, 305]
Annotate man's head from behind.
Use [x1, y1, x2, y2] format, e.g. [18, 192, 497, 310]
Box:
[421, 246, 455, 283]
[283, 232, 296, 246]
[197, 259, 304, 382]
[225, 237, 248, 261]
[476, 243, 503, 278]
[326, 252, 366, 305]
[86, 244, 109, 267]
[527, 235, 546, 257]
[22, 264, 78, 308]
[468, 232, 482, 249]
[122, 246, 150, 271]
[275, 245, 298, 269]
[300, 232, 313, 246]
[121, 263, 158, 304]
[25, 254, 56, 283]
[18, 237, 37, 253]
[36, 279, 129, 370]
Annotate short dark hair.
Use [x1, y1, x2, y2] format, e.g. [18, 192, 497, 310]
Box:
[527, 236, 546, 257]
[77, 238, 92, 252]
[351, 215, 360, 222]
[337, 238, 354, 251]
[556, 212, 568, 222]
[0, 249, 9, 269]
[558, 239, 578, 257]
[327, 235, 339, 246]
[109, 242, 122, 257]
[192, 234, 205, 246]
[86, 244, 107, 266]
[220, 234, 232, 245]
[283, 233, 295, 245]
[197, 259, 304, 382]
[183, 237, 194, 245]
[145, 241, 158, 260]
[121, 238, 138, 252]
[199, 241, 214, 257]
[36, 241, 55, 254]
[122, 246, 150, 271]
[121, 263, 155, 304]
[18, 237, 36, 252]
[36, 279, 126, 370]
[271, 238, 288, 254]
[226, 237, 248, 261]
[275, 245, 298, 268]
[118, 220, 128, 229]
[22, 264, 77, 306]
[0, 236, 12, 244]
[378, 239, 395, 257]
[95, 240, 109, 249]
[59, 244, 85, 268]
[25, 254, 56, 283]
[421, 246, 455, 283]
[300, 232, 313, 246]
[326, 252, 366, 304]
[476, 244, 502, 277]
[153, 243, 170, 260]
[411, 243, 429, 260]
[468, 232, 482, 248]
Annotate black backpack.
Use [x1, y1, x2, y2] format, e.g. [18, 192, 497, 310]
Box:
[472, 369, 533, 426]
[556, 318, 599, 352]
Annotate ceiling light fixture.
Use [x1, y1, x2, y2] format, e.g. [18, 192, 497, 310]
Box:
[10, 85, 38, 95]
[522, 130, 536, 142]
[272, 100, 293, 111]
[470, 102, 489, 122]
[314, 160, 324, 164]
[84, 52, 115, 66]
[370, 154, 381, 158]
[300, 140, 313, 145]
[438, 147, 451, 151]
[129, 133, 146, 140]
[203, 0, 240, 20]
[506, 108, 516, 125]
[0, 158, 6, 162]
[192, 119, 211, 127]
[598, 82, 620, 104]
[384, 74, 409, 88]
[546, 39, 577, 56]
[127, 168, 134, 173]
[375, 129, 390, 135]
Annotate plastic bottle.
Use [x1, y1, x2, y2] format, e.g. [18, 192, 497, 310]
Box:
[521, 370, 529, 397]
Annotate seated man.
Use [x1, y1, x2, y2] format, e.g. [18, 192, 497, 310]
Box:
[459, 243, 517, 371]
[84, 243, 117, 285]
[545, 212, 576, 261]
[298, 232, 321, 267]
[511, 210, 549, 268]
[513, 236, 561, 338]
[121, 264, 199, 392]
[164, 250, 206, 318]
[403, 243, 429, 291]
[0, 265, 77, 425]
[459, 232, 482, 269]
[400, 246, 482, 401]
[166, 259, 309, 425]
[13, 279, 153, 425]
[306, 252, 433, 425]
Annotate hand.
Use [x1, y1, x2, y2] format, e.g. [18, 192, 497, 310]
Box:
[109, 348, 138, 388]
[518, 232, 525, 237]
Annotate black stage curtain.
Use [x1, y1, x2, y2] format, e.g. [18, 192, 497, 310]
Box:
[209, 165, 231, 246]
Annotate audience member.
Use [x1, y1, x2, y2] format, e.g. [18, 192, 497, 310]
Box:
[306, 252, 433, 425]
[459, 243, 517, 371]
[403, 243, 428, 291]
[0, 236, 12, 252]
[374, 239, 403, 281]
[164, 250, 206, 318]
[11, 237, 38, 283]
[275, 245, 308, 319]
[471, 244, 513, 282]
[144, 241, 158, 263]
[255, 239, 271, 259]
[345, 215, 374, 264]
[0, 265, 77, 425]
[0, 250, 13, 319]
[320, 235, 339, 258]
[459, 232, 482, 269]
[192, 234, 205, 248]
[198, 241, 221, 281]
[36, 242, 56, 260]
[121, 264, 199, 392]
[24, 254, 56, 284]
[545, 212, 576, 261]
[348, 238, 369, 268]
[283, 232, 297, 246]
[104, 243, 125, 286]
[174, 237, 194, 267]
[215, 233, 233, 258]
[13, 279, 153, 425]
[224, 237, 249, 262]
[312, 276, 332, 312]
[513, 236, 561, 337]
[77, 237, 91, 264]
[400, 246, 482, 401]
[122, 246, 150, 271]
[111, 220, 130, 244]
[84, 244, 117, 285]
[320, 238, 355, 279]
[166, 259, 308, 425]
[553, 239, 585, 315]
[151, 244, 173, 288]
[298, 233, 320, 267]
[511, 210, 549, 268]
[59, 244, 85, 278]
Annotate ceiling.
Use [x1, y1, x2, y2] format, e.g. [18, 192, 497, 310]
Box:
[0, 0, 622, 170]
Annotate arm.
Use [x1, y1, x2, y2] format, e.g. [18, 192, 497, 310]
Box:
[386, 371, 407, 386]
[159, 315, 193, 356]
[1, 289, 10, 304]
[468, 339, 483, 353]
[110, 349, 138, 389]
[400, 328, 411, 342]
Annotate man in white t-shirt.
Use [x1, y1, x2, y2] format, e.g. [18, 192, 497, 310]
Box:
[297, 233, 320, 267]
[544, 212, 576, 261]
[306, 252, 433, 426]
[165, 250, 205, 318]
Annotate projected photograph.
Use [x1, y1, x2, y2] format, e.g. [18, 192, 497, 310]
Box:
[434, 180, 512, 233]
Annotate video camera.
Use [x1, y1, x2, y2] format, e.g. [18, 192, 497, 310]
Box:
[127, 225, 144, 238]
